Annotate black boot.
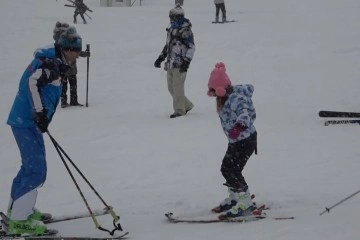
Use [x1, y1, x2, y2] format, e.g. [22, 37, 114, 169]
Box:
[61, 99, 68, 108]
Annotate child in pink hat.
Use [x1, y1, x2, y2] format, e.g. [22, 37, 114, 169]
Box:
[207, 62, 259, 220]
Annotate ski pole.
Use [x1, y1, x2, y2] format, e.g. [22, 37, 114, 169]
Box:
[85, 44, 90, 107]
[85, 12, 92, 20]
[46, 131, 123, 235]
[320, 190, 360, 215]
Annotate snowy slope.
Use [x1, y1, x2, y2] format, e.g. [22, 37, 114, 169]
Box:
[0, 0, 360, 239]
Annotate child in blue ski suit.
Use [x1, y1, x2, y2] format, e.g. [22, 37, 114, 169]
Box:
[6, 24, 82, 236]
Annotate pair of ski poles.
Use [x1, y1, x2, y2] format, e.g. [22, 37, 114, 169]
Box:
[46, 130, 122, 236]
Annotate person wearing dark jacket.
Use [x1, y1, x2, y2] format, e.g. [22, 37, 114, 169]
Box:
[53, 21, 89, 107]
[5, 25, 82, 236]
[74, 0, 92, 24]
[154, 4, 195, 118]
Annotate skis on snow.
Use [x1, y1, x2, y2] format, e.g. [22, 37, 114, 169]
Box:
[0, 211, 129, 239]
[165, 198, 294, 224]
[319, 111, 360, 126]
[165, 211, 294, 224]
[165, 212, 265, 223]
[212, 20, 237, 24]
[319, 111, 360, 118]
[324, 119, 360, 126]
[43, 208, 110, 224]
[0, 233, 129, 240]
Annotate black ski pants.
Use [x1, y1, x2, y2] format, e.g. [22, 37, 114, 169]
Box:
[61, 75, 78, 104]
[215, 3, 226, 18]
[74, 10, 86, 23]
[221, 132, 257, 192]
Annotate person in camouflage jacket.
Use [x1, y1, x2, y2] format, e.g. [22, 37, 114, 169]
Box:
[154, 4, 195, 118]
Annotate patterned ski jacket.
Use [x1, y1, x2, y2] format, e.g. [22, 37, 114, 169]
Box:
[159, 18, 195, 70]
[219, 84, 256, 143]
[7, 44, 66, 128]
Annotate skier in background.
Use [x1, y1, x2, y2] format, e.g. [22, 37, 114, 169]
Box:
[207, 62, 258, 219]
[214, 0, 227, 22]
[154, 4, 195, 118]
[73, 0, 91, 24]
[5, 25, 82, 236]
[53, 21, 90, 107]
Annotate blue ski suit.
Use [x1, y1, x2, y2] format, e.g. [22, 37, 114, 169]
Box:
[6, 43, 65, 220]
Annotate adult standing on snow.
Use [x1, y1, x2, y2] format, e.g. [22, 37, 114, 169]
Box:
[214, 0, 227, 22]
[6, 25, 82, 236]
[207, 62, 258, 219]
[154, 4, 195, 118]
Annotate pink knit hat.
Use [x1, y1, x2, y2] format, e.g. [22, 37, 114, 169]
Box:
[207, 62, 231, 97]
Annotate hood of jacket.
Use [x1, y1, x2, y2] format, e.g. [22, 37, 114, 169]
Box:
[33, 44, 57, 59]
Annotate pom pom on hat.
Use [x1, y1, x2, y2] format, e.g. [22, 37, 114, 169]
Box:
[53, 21, 69, 42]
[207, 62, 231, 97]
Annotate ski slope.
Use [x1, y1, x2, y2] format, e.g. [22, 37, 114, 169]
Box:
[0, 0, 359, 239]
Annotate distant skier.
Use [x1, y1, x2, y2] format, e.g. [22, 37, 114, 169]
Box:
[154, 4, 195, 118]
[73, 0, 92, 24]
[207, 62, 258, 219]
[214, 0, 226, 22]
[5, 25, 82, 236]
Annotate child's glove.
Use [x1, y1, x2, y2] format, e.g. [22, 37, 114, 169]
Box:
[228, 124, 247, 139]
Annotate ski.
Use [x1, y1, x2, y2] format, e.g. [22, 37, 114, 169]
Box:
[0, 231, 129, 240]
[1, 208, 110, 225]
[319, 111, 360, 118]
[324, 119, 360, 126]
[165, 212, 294, 224]
[44, 208, 110, 224]
[1, 212, 129, 239]
[212, 20, 237, 24]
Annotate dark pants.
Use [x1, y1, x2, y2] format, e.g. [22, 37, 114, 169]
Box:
[221, 132, 257, 191]
[61, 75, 78, 104]
[215, 3, 226, 18]
[74, 10, 86, 24]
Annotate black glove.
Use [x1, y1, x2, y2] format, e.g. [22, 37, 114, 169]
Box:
[154, 56, 165, 68]
[80, 51, 90, 58]
[34, 109, 48, 133]
[179, 60, 190, 73]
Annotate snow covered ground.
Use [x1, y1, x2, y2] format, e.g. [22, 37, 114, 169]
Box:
[0, 0, 360, 239]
